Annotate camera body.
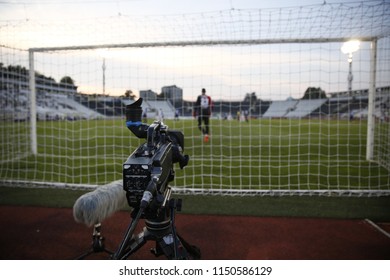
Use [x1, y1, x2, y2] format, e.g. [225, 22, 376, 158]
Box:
[123, 125, 174, 209]
[123, 99, 188, 213]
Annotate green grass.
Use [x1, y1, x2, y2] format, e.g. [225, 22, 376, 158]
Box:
[1, 117, 389, 220]
[0, 118, 389, 191]
[1, 186, 389, 221]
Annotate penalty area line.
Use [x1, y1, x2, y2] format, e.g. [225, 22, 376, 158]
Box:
[364, 219, 390, 239]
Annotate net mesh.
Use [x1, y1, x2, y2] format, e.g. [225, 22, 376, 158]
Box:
[0, 1, 389, 195]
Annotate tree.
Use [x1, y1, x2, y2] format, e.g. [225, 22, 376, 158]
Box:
[302, 87, 327, 100]
[244, 92, 258, 103]
[123, 90, 136, 100]
[60, 76, 75, 85]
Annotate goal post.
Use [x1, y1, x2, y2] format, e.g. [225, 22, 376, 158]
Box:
[28, 50, 38, 156]
[21, 36, 390, 195]
[366, 39, 377, 162]
[27, 35, 378, 157]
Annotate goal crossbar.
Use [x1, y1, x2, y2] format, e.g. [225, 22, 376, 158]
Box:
[28, 37, 378, 52]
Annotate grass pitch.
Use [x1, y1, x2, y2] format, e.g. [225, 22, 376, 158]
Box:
[1, 118, 389, 219]
[0, 118, 389, 192]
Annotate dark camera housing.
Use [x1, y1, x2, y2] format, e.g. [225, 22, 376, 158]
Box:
[123, 140, 173, 209]
[123, 98, 189, 213]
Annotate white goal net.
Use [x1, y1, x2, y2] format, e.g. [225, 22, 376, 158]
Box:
[0, 1, 389, 195]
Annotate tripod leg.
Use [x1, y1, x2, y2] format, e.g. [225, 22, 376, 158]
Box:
[76, 223, 113, 260]
[91, 224, 113, 254]
[163, 199, 201, 260]
[116, 229, 149, 260]
[112, 209, 144, 259]
[150, 232, 200, 260]
[76, 249, 94, 260]
[177, 233, 201, 260]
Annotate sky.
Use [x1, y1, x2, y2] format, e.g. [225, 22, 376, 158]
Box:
[1, 0, 388, 101]
[0, 0, 363, 21]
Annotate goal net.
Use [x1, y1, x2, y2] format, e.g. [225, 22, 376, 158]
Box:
[0, 1, 389, 195]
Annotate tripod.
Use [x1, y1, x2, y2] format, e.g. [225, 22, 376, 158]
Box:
[76, 223, 114, 259]
[112, 194, 200, 260]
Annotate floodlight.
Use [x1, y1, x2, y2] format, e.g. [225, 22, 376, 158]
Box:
[341, 40, 360, 55]
[341, 40, 360, 94]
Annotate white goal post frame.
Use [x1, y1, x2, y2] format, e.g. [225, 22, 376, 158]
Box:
[28, 36, 379, 162]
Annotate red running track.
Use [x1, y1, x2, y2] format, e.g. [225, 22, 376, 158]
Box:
[0, 206, 389, 260]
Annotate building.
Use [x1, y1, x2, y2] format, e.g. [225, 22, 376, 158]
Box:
[161, 85, 183, 104]
[139, 89, 158, 100]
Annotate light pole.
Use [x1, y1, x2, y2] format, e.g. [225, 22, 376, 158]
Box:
[102, 57, 106, 95]
[341, 40, 360, 95]
[96, 48, 109, 95]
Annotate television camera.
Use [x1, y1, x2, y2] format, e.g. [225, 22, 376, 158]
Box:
[112, 98, 200, 260]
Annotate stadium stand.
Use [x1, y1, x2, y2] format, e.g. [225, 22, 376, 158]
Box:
[262, 100, 298, 118]
[0, 89, 29, 121]
[211, 100, 271, 119]
[38, 93, 103, 120]
[75, 95, 125, 117]
[284, 99, 327, 118]
[2, 74, 385, 122]
[0, 89, 104, 121]
[142, 100, 176, 119]
[312, 96, 369, 119]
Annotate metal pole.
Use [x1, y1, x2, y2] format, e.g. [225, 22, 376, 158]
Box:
[366, 39, 377, 161]
[28, 50, 38, 155]
[102, 57, 106, 95]
[348, 53, 353, 94]
[28, 36, 377, 52]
